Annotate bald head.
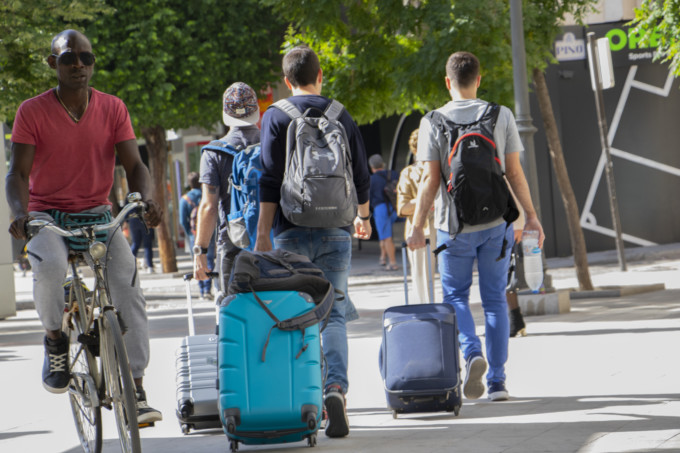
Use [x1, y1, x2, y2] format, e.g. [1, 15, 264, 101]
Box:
[51, 29, 91, 56]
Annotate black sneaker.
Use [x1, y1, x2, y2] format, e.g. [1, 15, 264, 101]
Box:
[509, 307, 527, 337]
[43, 332, 70, 393]
[488, 381, 509, 401]
[136, 387, 163, 426]
[323, 384, 349, 438]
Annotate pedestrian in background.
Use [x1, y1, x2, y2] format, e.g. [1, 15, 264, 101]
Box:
[128, 214, 155, 273]
[369, 153, 400, 270]
[181, 172, 215, 300]
[407, 51, 544, 402]
[397, 128, 436, 302]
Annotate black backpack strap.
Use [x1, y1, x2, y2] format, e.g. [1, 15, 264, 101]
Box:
[324, 100, 344, 121]
[271, 99, 302, 120]
[248, 281, 335, 362]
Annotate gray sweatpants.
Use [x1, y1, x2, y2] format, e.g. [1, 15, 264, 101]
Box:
[27, 208, 150, 379]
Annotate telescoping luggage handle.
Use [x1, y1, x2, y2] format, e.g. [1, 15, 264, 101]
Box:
[183, 272, 219, 336]
[400, 239, 434, 305]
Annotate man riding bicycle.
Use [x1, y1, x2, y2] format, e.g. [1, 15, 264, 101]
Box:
[5, 29, 163, 426]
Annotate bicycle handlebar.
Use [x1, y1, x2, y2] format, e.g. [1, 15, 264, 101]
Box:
[26, 195, 147, 239]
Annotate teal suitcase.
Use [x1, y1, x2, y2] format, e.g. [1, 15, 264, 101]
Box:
[218, 290, 322, 451]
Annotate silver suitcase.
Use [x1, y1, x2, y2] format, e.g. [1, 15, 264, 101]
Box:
[175, 272, 221, 434]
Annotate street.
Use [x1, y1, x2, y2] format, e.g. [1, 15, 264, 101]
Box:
[2, 260, 680, 453]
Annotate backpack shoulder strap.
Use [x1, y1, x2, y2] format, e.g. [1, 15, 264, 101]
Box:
[271, 99, 302, 120]
[481, 102, 501, 130]
[182, 194, 196, 209]
[201, 139, 240, 156]
[324, 99, 344, 121]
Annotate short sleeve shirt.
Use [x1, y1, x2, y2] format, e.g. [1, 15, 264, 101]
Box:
[11, 88, 136, 212]
[417, 99, 523, 234]
[199, 126, 260, 245]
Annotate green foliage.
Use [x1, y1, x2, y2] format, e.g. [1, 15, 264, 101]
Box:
[261, 0, 596, 125]
[85, 0, 286, 132]
[632, 0, 680, 76]
[0, 0, 113, 122]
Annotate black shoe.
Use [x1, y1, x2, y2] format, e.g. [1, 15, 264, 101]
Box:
[323, 384, 349, 438]
[136, 387, 163, 426]
[43, 332, 70, 393]
[509, 308, 527, 337]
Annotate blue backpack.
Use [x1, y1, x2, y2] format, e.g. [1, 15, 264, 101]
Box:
[227, 143, 263, 251]
[201, 139, 262, 251]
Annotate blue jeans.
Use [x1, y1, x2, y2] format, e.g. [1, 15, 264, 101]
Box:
[128, 216, 154, 268]
[274, 227, 358, 394]
[437, 223, 513, 385]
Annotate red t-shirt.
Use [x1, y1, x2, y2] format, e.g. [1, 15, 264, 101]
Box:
[11, 88, 136, 212]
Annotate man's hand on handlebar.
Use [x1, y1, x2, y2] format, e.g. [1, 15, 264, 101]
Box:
[143, 200, 163, 228]
[10, 214, 33, 240]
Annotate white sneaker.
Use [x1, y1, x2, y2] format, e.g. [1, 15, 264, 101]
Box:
[463, 355, 487, 400]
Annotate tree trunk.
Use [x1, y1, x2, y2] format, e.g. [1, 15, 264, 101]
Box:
[532, 68, 593, 291]
[141, 125, 178, 273]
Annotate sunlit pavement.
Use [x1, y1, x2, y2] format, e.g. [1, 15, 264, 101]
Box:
[2, 241, 680, 452]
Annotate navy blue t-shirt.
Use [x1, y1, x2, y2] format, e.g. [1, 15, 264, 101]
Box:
[259, 95, 370, 237]
[369, 169, 399, 209]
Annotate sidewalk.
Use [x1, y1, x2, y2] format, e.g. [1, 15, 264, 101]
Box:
[13, 239, 680, 307]
[3, 241, 680, 452]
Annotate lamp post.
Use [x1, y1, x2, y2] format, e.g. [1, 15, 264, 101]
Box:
[509, 0, 541, 216]
[510, 0, 555, 291]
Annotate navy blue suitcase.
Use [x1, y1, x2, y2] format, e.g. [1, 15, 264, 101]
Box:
[379, 241, 462, 418]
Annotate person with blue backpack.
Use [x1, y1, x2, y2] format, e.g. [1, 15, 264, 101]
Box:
[193, 82, 261, 293]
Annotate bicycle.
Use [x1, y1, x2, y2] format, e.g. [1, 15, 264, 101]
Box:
[26, 193, 149, 453]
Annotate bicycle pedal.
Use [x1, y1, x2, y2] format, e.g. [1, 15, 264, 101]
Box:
[138, 422, 155, 429]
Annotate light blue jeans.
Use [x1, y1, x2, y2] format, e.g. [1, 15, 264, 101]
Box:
[437, 223, 513, 385]
[274, 227, 358, 394]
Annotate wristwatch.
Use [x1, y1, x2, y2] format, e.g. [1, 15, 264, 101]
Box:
[192, 245, 209, 256]
[358, 213, 371, 221]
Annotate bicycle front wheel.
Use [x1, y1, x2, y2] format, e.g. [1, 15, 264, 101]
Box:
[100, 310, 141, 453]
[66, 314, 103, 453]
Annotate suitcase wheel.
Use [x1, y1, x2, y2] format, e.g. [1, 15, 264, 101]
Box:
[446, 405, 461, 416]
[229, 439, 239, 452]
[181, 423, 191, 435]
[307, 433, 317, 447]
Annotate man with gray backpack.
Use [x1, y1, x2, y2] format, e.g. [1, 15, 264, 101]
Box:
[255, 45, 372, 439]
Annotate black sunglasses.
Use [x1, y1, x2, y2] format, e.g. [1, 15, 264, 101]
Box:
[52, 51, 96, 66]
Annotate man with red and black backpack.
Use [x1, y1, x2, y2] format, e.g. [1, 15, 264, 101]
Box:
[407, 51, 544, 403]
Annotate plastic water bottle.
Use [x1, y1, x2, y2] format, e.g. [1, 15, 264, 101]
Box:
[522, 230, 543, 293]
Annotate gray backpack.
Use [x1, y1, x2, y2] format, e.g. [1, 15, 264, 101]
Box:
[272, 99, 358, 228]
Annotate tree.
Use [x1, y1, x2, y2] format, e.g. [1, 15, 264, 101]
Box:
[0, 0, 113, 122]
[86, 0, 285, 272]
[632, 0, 680, 76]
[265, 0, 596, 290]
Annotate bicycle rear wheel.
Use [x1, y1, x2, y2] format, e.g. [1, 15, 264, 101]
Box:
[100, 309, 141, 453]
[64, 285, 102, 453]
